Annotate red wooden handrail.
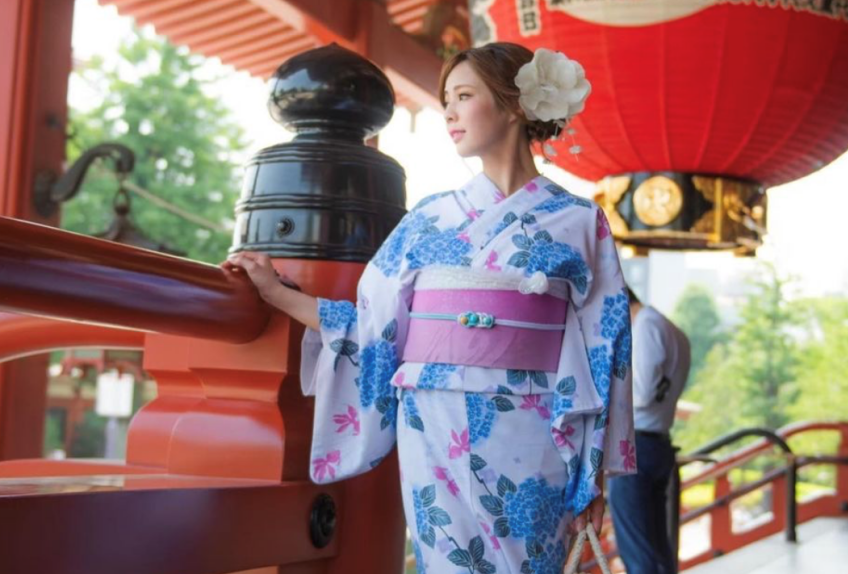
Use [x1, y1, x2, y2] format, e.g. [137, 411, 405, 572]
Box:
[674, 421, 848, 571]
[0, 216, 269, 343]
[0, 312, 144, 362]
[681, 421, 848, 489]
[575, 421, 848, 573]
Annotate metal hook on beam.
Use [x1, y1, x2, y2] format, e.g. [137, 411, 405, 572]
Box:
[33, 142, 135, 217]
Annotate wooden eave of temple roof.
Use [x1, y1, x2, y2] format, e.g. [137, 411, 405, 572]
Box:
[100, 0, 467, 109]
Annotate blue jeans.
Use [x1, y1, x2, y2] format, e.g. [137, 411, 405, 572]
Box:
[608, 432, 677, 574]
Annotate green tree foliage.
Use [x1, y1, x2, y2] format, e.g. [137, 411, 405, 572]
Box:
[674, 265, 801, 452]
[674, 343, 749, 454]
[63, 29, 245, 263]
[69, 410, 107, 458]
[789, 297, 848, 422]
[672, 283, 725, 381]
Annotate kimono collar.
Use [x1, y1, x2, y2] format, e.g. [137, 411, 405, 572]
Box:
[460, 172, 546, 210]
[460, 173, 559, 251]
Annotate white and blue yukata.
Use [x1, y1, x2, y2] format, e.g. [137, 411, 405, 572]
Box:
[301, 173, 635, 574]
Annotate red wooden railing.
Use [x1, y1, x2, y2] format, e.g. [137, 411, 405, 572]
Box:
[0, 215, 269, 343]
[675, 421, 848, 570]
[3, 215, 845, 574]
[0, 216, 405, 574]
[575, 421, 848, 573]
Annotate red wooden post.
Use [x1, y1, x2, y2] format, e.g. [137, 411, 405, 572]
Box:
[711, 475, 733, 554]
[0, 0, 75, 461]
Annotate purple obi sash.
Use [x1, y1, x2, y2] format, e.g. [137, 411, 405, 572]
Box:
[402, 289, 567, 372]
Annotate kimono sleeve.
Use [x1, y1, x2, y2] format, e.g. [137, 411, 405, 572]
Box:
[300, 261, 414, 485]
[550, 207, 635, 515]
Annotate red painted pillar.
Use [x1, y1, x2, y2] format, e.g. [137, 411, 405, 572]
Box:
[0, 0, 75, 460]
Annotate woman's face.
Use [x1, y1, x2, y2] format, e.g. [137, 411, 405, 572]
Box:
[443, 61, 515, 158]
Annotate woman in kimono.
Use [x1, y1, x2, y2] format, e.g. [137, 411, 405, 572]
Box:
[226, 42, 635, 574]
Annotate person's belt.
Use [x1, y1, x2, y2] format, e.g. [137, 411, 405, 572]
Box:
[636, 430, 671, 440]
[402, 288, 567, 372]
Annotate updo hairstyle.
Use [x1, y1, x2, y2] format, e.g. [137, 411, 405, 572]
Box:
[437, 42, 559, 146]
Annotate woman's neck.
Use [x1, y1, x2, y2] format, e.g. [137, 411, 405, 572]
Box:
[480, 133, 539, 198]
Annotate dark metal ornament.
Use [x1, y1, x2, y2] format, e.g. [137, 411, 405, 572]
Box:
[95, 185, 184, 256]
[233, 44, 407, 261]
[308, 493, 336, 548]
[33, 142, 134, 218]
[594, 171, 767, 255]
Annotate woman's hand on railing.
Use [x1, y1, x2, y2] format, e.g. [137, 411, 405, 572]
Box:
[223, 252, 281, 301]
[222, 252, 320, 331]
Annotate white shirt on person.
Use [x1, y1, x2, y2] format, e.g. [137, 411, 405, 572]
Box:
[632, 305, 691, 434]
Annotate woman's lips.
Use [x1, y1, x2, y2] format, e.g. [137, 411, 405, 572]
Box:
[449, 130, 465, 142]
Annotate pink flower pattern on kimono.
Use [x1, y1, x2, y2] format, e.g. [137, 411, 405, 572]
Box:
[597, 209, 611, 240]
[434, 465, 460, 497]
[620, 439, 636, 472]
[332, 405, 360, 436]
[525, 181, 539, 193]
[479, 520, 501, 550]
[552, 424, 576, 450]
[520, 395, 551, 419]
[393, 371, 414, 389]
[448, 428, 470, 459]
[312, 450, 340, 481]
[484, 250, 502, 271]
[304, 173, 635, 571]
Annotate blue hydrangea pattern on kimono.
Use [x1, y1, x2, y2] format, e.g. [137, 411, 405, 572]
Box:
[570, 458, 603, 513]
[406, 228, 474, 270]
[412, 540, 427, 574]
[299, 173, 635, 574]
[399, 391, 567, 574]
[490, 212, 518, 239]
[533, 184, 593, 213]
[503, 477, 565, 541]
[412, 485, 440, 548]
[318, 299, 357, 331]
[418, 363, 459, 390]
[355, 319, 400, 431]
[372, 211, 440, 277]
[415, 190, 454, 210]
[317, 299, 362, 372]
[356, 339, 396, 408]
[600, 289, 632, 379]
[526, 540, 567, 574]
[552, 376, 577, 420]
[466, 394, 496, 445]
[403, 390, 425, 432]
[506, 369, 549, 390]
[506, 233, 590, 293]
[588, 346, 612, 405]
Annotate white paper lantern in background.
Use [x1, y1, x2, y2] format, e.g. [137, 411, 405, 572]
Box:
[95, 370, 134, 418]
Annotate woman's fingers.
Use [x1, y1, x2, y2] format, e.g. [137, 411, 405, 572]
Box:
[572, 511, 586, 534]
[591, 502, 604, 534]
[231, 251, 269, 265]
[227, 253, 264, 270]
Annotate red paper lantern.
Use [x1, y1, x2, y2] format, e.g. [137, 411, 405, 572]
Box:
[471, 0, 848, 187]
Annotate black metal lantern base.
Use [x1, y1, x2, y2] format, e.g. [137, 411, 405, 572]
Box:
[594, 172, 767, 255]
[232, 44, 407, 262]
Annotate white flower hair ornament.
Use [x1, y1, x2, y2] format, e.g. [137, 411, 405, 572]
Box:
[514, 48, 591, 158]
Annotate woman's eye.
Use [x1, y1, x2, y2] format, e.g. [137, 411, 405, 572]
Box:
[458, 93, 471, 101]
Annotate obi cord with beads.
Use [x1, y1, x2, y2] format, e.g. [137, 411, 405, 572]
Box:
[300, 173, 635, 574]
